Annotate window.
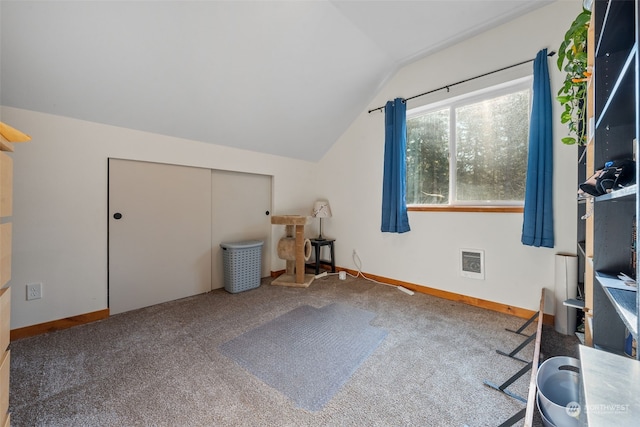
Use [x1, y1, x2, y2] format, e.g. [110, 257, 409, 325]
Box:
[406, 77, 532, 208]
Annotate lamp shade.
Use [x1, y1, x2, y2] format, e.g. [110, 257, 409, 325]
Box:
[0, 122, 31, 143]
[312, 200, 332, 218]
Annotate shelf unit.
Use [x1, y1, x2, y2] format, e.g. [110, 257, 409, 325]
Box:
[588, 0, 640, 358]
[0, 140, 14, 426]
[579, 1, 640, 424]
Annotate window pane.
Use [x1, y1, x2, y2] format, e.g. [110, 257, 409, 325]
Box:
[406, 109, 449, 205]
[455, 90, 529, 202]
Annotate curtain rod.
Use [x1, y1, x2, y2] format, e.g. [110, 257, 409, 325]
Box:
[368, 50, 556, 114]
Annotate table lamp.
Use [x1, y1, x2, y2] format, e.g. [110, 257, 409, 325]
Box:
[312, 200, 332, 240]
[0, 121, 32, 143]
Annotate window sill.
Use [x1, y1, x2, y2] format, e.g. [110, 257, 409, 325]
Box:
[408, 205, 524, 213]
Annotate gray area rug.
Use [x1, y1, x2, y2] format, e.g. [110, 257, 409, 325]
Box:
[219, 302, 388, 411]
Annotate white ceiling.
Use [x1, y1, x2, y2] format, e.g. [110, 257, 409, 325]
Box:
[0, 0, 553, 161]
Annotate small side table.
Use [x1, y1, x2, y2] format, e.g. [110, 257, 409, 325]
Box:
[307, 238, 336, 275]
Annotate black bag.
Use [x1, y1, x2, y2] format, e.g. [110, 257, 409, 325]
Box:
[579, 159, 636, 197]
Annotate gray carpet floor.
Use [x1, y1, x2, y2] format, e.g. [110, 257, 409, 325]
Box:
[9, 275, 579, 426]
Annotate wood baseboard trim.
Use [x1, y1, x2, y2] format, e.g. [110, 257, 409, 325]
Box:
[333, 267, 555, 325]
[10, 309, 110, 341]
[270, 270, 286, 278]
[13, 270, 553, 341]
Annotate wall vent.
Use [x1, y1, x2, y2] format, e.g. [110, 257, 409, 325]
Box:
[460, 249, 485, 280]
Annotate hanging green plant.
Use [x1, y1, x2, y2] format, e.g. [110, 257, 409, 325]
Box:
[557, 7, 591, 145]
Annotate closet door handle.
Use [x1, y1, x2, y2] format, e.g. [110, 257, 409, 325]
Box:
[113, 213, 123, 220]
[265, 211, 270, 216]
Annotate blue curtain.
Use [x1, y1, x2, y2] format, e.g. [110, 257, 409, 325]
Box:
[381, 98, 410, 233]
[522, 49, 554, 248]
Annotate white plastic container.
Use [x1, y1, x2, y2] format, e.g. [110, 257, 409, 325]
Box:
[536, 356, 581, 427]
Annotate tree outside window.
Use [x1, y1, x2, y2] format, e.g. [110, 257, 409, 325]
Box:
[406, 79, 531, 206]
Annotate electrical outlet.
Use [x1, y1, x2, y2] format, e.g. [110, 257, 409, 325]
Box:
[26, 283, 42, 300]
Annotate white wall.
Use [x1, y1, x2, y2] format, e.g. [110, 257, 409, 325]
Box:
[317, 1, 582, 312]
[2, 107, 316, 329]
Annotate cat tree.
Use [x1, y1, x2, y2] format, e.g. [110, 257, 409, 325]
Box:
[271, 215, 314, 287]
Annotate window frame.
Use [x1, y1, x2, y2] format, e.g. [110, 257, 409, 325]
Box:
[406, 76, 533, 212]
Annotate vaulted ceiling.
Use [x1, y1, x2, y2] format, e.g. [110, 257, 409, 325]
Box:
[0, 0, 553, 161]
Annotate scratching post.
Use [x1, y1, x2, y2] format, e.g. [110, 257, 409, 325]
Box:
[271, 215, 315, 287]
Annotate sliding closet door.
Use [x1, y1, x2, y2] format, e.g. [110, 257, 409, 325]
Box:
[109, 159, 212, 315]
[211, 170, 272, 290]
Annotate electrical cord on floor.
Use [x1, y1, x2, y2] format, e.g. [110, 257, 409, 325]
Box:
[350, 251, 414, 295]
